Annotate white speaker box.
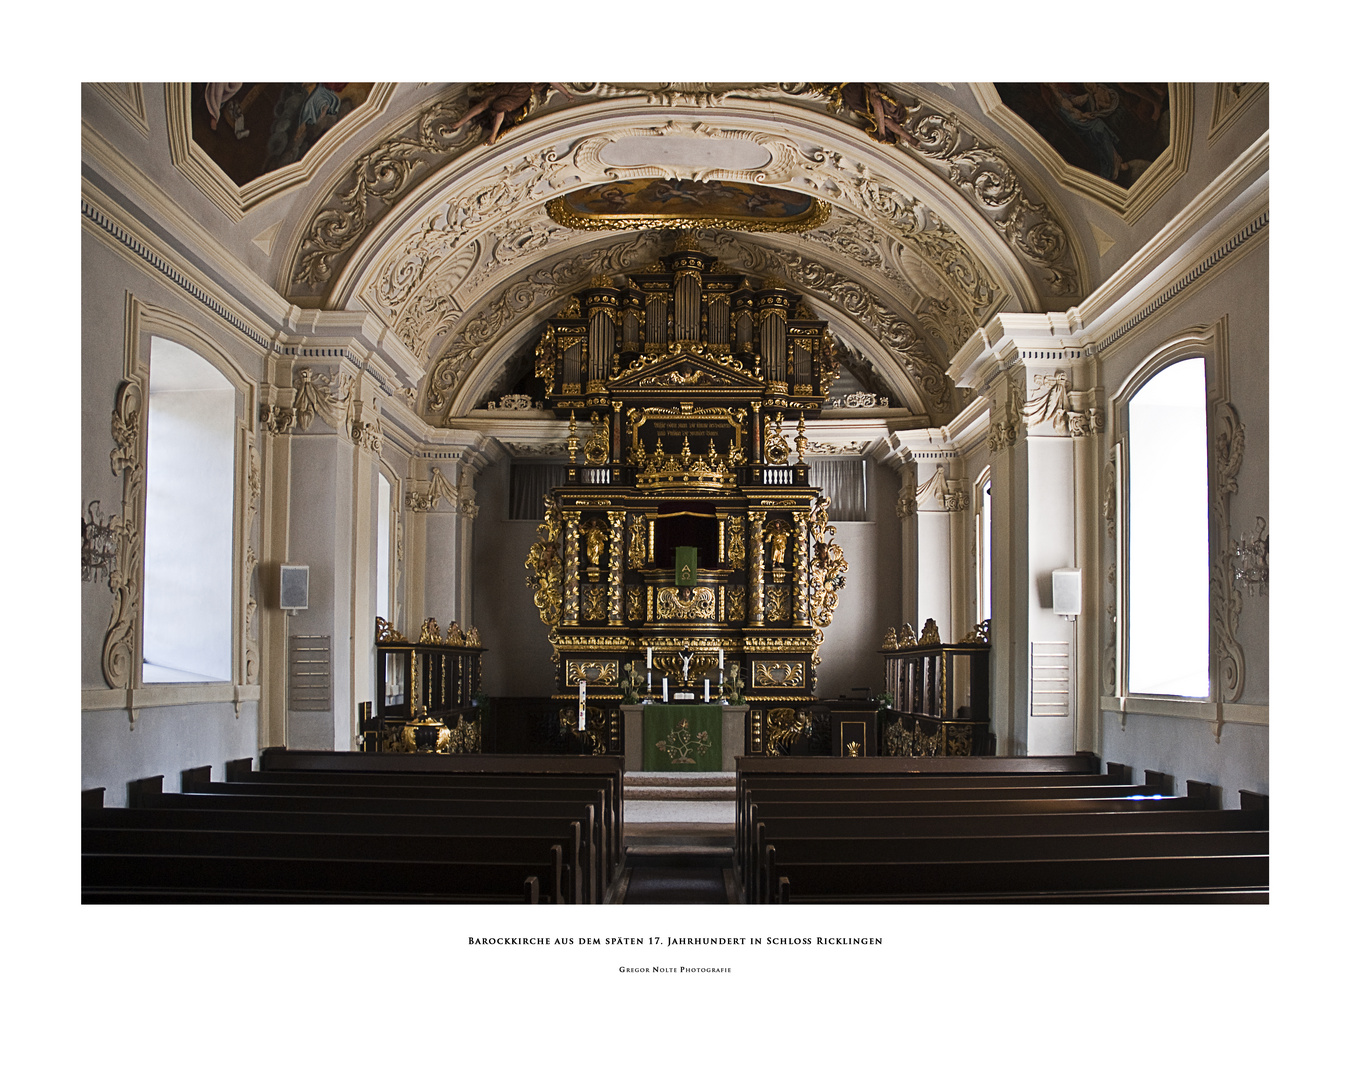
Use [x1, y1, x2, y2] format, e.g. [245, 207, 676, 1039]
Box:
[1052, 568, 1081, 616]
[280, 564, 309, 610]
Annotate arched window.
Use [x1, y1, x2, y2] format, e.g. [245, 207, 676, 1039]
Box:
[142, 337, 236, 683]
[1124, 356, 1210, 698]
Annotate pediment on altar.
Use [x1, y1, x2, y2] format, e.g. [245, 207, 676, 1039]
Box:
[608, 349, 764, 394]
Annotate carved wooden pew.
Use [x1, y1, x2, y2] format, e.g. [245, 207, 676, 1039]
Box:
[225, 760, 620, 884]
[86, 792, 594, 904]
[738, 783, 1173, 886]
[756, 828, 1269, 904]
[773, 852, 1269, 903]
[82, 849, 551, 904]
[115, 777, 605, 903]
[256, 748, 625, 882]
[188, 769, 613, 895]
[741, 792, 1213, 898]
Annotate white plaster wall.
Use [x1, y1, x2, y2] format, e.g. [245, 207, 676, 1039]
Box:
[1025, 434, 1077, 754]
[1101, 712, 1268, 808]
[82, 702, 259, 807]
[472, 459, 560, 698]
[816, 464, 903, 698]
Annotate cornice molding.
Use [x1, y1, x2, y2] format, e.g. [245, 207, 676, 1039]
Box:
[971, 83, 1195, 226]
[89, 83, 150, 138]
[82, 124, 294, 332]
[164, 83, 400, 222]
[1208, 83, 1267, 145]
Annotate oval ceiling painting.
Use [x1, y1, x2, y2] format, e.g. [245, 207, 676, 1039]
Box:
[994, 83, 1170, 189]
[547, 178, 830, 233]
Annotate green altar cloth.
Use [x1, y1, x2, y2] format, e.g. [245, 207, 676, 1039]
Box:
[642, 704, 722, 772]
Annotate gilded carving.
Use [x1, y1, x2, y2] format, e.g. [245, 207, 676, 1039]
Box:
[764, 587, 791, 623]
[566, 660, 618, 686]
[808, 496, 848, 628]
[581, 519, 607, 568]
[727, 515, 746, 570]
[727, 586, 746, 622]
[524, 495, 563, 627]
[918, 618, 942, 645]
[655, 587, 717, 620]
[582, 585, 608, 622]
[628, 514, 647, 567]
[375, 616, 407, 643]
[626, 586, 644, 623]
[765, 707, 810, 756]
[882, 627, 898, 650]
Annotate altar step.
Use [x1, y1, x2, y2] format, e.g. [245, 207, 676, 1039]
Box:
[624, 771, 736, 801]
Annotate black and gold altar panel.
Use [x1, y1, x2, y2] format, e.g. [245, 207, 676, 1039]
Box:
[524, 246, 851, 710]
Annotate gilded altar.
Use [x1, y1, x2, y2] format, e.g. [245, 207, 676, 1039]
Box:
[524, 246, 849, 709]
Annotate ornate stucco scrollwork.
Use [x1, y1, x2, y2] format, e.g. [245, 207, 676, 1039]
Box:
[102, 379, 145, 691]
[243, 434, 261, 684]
[988, 378, 1026, 455]
[292, 367, 352, 433]
[1210, 400, 1248, 707]
[404, 467, 460, 513]
[798, 84, 1081, 297]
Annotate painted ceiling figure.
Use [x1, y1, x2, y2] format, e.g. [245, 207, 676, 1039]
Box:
[450, 83, 572, 145]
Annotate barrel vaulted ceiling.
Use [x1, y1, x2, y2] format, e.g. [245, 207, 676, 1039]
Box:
[154, 82, 1223, 428]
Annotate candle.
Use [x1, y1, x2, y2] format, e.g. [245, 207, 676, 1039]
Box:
[718, 649, 724, 669]
[662, 677, 668, 702]
[704, 678, 710, 702]
[647, 647, 653, 667]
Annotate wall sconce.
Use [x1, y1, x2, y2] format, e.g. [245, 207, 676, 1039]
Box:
[1231, 516, 1268, 596]
[81, 501, 119, 585]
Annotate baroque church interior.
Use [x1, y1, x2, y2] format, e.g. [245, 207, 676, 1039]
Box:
[81, 79, 1269, 804]
[68, 67, 1299, 1061]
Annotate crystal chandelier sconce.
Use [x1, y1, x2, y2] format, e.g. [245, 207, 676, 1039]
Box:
[1231, 516, 1268, 596]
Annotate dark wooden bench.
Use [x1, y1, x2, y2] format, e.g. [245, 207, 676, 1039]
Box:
[756, 829, 1269, 903]
[254, 749, 625, 882]
[774, 853, 1269, 903]
[82, 851, 551, 904]
[122, 778, 608, 901]
[186, 768, 615, 890]
[738, 783, 1173, 876]
[85, 802, 594, 904]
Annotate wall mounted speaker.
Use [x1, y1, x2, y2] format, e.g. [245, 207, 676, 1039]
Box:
[280, 564, 309, 610]
[1052, 568, 1081, 616]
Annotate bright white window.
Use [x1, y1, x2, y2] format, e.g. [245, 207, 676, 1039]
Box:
[1125, 357, 1210, 698]
[978, 475, 993, 623]
[376, 472, 392, 621]
[142, 338, 236, 683]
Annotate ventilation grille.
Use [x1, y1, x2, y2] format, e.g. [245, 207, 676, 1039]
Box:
[1030, 640, 1070, 717]
[289, 635, 332, 711]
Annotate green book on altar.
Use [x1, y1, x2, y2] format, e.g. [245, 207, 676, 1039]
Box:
[675, 545, 698, 587]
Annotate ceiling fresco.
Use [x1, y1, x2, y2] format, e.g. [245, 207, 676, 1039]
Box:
[546, 179, 830, 232]
[191, 82, 374, 186]
[992, 83, 1170, 188]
